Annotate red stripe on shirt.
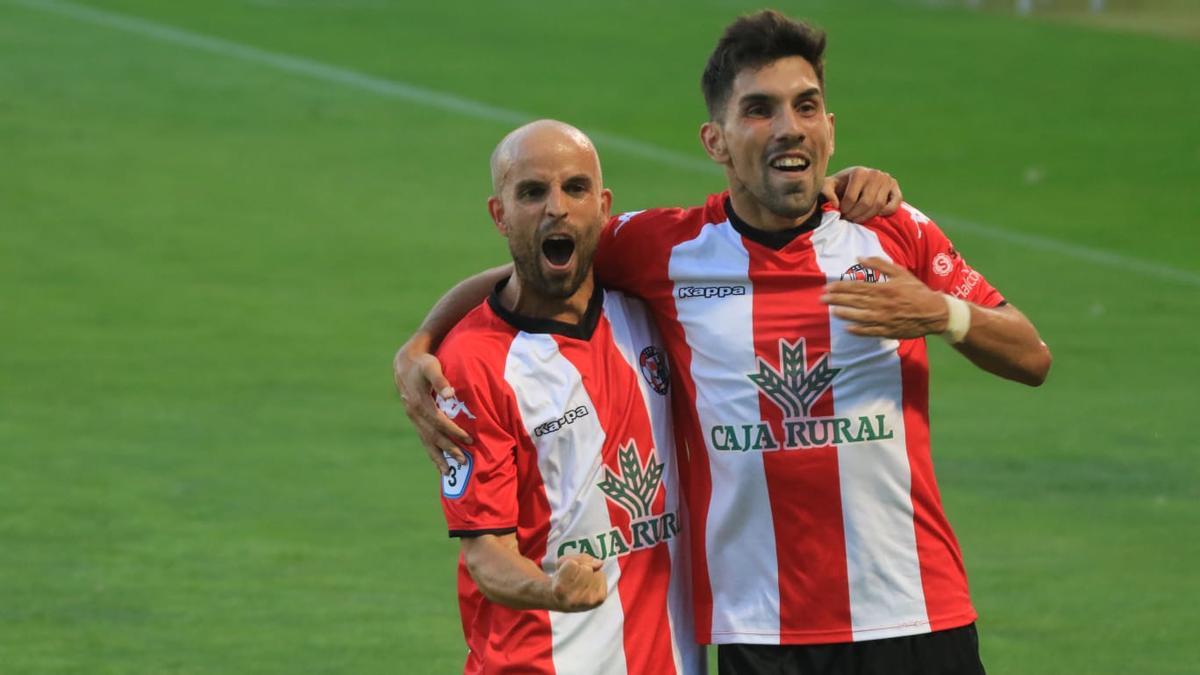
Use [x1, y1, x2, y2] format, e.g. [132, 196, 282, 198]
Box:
[747, 234, 854, 642]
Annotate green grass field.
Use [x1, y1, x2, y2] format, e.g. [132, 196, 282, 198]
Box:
[3, 0, 1198, 672]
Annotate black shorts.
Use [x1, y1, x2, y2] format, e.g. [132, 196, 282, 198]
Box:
[717, 623, 986, 675]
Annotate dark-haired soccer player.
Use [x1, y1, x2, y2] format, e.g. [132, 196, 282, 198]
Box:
[400, 11, 1050, 674]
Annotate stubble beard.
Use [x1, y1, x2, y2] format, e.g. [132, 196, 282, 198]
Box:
[754, 175, 820, 222]
[508, 239, 594, 301]
[734, 150, 822, 223]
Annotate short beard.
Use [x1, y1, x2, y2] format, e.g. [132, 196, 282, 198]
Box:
[756, 179, 819, 221]
[509, 244, 593, 301]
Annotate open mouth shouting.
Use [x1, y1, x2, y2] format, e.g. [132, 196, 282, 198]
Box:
[540, 232, 577, 272]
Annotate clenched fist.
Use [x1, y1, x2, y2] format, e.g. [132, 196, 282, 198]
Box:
[552, 554, 608, 612]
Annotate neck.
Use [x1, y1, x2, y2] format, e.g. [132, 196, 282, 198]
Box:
[499, 271, 596, 325]
[727, 180, 818, 233]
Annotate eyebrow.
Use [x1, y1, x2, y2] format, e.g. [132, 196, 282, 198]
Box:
[513, 179, 546, 193]
[738, 87, 822, 105]
[511, 175, 594, 196]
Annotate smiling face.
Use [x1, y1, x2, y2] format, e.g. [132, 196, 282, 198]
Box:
[488, 121, 612, 302]
[701, 55, 835, 229]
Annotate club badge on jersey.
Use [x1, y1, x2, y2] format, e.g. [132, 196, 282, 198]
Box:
[639, 346, 670, 395]
[840, 262, 888, 283]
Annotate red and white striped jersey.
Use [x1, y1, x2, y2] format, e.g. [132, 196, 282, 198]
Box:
[437, 281, 705, 674]
[594, 193, 1004, 646]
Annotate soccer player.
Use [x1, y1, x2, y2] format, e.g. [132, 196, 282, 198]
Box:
[435, 119, 704, 674]
[399, 11, 1051, 674]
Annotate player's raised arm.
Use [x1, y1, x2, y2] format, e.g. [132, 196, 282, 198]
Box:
[461, 534, 607, 613]
[394, 263, 512, 473]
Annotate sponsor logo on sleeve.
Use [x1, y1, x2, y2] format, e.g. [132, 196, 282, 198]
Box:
[441, 450, 473, 499]
[950, 268, 982, 299]
[932, 252, 954, 277]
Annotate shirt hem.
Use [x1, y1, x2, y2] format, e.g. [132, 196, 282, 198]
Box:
[706, 609, 978, 645]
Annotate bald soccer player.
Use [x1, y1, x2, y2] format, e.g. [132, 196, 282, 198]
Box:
[434, 120, 704, 675]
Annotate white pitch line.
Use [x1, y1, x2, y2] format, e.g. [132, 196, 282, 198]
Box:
[942, 217, 1200, 287]
[10, 0, 715, 174]
[12, 0, 1200, 288]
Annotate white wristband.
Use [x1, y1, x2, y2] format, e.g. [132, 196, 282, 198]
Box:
[940, 294, 971, 344]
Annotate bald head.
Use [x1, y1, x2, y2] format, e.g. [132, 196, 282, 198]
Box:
[484, 119, 612, 309]
[490, 119, 602, 195]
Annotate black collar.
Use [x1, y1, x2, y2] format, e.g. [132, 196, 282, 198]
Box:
[487, 277, 604, 340]
[725, 195, 827, 251]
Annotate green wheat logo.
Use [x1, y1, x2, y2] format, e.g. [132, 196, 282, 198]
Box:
[597, 441, 664, 519]
[748, 338, 841, 419]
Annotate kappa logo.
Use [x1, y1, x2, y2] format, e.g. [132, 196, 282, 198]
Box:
[556, 440, 680, 560]
[533, 405, 590, 437]
[901, 203, 931, 225]
[436, 393, 476, 420]
[677, 285, 747, 299]
[612, 210, 645, 236]
[639, 346, 670, 395]
[840, 263, 888, 283]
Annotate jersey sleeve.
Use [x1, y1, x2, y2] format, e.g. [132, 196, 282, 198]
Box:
[892, 203, 1006, 308]
[594, 207, 692, 296]
[435, 348, 520, 538]
[594, 211, 649, 294]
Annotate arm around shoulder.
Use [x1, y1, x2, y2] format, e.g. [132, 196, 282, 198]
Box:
[395, 264, 512, 472]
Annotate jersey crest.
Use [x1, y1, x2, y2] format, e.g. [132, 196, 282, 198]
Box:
[638, 346, 670, 395]
[840, 262, 888, 283]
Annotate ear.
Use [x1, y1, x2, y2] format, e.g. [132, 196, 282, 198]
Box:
[487, 196, 508, 237]
[599, 188, 613, 219]
[699, 121, 729, 164]
[827, 112, 836, 158]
